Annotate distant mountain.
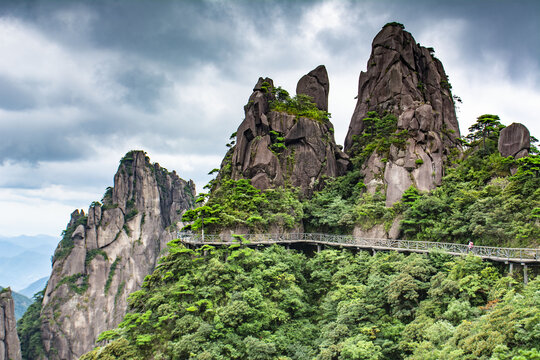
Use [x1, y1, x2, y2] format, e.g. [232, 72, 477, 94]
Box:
[0, 241, 28, 257]
[0, 250, 52, 292]
[0, 234, 58, 252]
[0, 234, 57, 291]
[18, 276, 48, 298]
[0, 286, 32, 320]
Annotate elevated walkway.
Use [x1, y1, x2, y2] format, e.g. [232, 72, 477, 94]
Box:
[177, 232, 539, 265]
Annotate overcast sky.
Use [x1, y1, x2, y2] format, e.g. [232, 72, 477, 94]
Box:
[0, 0, 539, 238]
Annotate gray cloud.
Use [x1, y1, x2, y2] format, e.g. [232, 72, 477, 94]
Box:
[0, 75, 38, 111]
[0, 0, 539, 236]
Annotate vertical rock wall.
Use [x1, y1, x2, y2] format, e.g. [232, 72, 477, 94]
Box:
[344, 23, 461, 206]
[40, 151, 195, 360]
[228, 66, 349, 198]
[0, 288, 22, 360]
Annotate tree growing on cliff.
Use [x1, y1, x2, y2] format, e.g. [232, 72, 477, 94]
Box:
[466, 114, 504, 152]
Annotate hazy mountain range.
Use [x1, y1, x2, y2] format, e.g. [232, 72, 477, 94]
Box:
[0, 234, 57, 292]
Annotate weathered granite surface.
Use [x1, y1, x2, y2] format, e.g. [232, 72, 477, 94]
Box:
[40, 151, 195, 360]
[229, 68, 349, 198]
[296, 65, 330, 111]
[498, 122, 530, 158]
[0, 288, 21, 360]
[344, 23, 460, 207]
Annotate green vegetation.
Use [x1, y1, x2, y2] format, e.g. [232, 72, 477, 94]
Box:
[81, 245, 538, 359]
[182, 179, 303, 233]
[53, 214, 88, 262]
[303, 111, 409, 234]
[196, 109, 538, 248]
[401, 115, 539, 247]
[304, 113, 539, 247]
[17, 290, 46, 360]
[384, 22, 405, 29]
[55, 273, 89, 295]
[348, 111, 408, 168]
[85, 249, 108, 266]
[303, 170, 363, 233]
[105, 257, 122, 294]
[270, 87, 330, 123]
[125, 208, 139, 222]
[269, 130, 287, 154]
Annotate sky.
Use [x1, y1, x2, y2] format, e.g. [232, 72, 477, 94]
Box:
[0, 0, 539, 238]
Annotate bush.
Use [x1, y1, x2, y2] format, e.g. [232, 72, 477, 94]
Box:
[270, 88, 330, 123]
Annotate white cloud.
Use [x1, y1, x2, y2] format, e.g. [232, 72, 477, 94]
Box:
[0, 189, 91, 237]
[454, 62, 540, 137]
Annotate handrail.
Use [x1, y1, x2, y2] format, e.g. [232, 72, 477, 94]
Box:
[176, 231, 540, 262]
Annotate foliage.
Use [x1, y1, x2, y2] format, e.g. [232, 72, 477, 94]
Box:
[105, 257, 122, 294]
[270, 87, 331, 123]
[348, 111, 407, 168]
[182, 179, 303, 233]
[401, 119, 540, 247]
[17, 290, 46, 360]
[383, 22, 405, 29]
[53, 214, 88, 262]
[82, 245, 539, 359]
[56, 273, 89, 295]
[269, 130, 287, 154]
[85, 249, 108, 266]
[303, 170, 364, 233]
[465, 114, 505, 153]
[304, 111, 537, 246]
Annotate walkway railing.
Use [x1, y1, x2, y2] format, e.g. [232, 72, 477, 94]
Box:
[176, 231, 540, 263]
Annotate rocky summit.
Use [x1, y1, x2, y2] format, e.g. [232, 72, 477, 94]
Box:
[228, 66, 349, 198]
[296, 65, 330, 111]
[40, 151, 195, 360]
[345, 23, 460, 207]
[0, 288, 21, 360]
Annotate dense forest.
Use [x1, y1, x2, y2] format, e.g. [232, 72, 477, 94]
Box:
[79, 243, 539, 360]
[75, 113, 540, 360]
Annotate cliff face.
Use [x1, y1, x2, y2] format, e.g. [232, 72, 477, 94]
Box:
[40, 151, 195, 360]
[345, 23, 460, 206]
[229, 66, 349, 198]
[0, 288, 22, 360]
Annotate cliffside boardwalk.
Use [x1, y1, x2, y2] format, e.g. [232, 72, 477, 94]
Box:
[177, 232, 539, 283]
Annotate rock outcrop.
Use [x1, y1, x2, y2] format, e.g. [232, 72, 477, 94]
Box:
[296, 65, 330, 111]
[344, 23, 460, 206]
[40, 151, 195, 360]
[228, 68, 349, 198]
[0, 288, 22, 360]
[498, 122, 530, 159]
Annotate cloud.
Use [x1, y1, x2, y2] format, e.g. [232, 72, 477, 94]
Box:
[0, 0, 539, 238]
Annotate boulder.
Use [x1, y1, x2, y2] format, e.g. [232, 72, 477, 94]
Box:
[498, 122, 530, 158]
